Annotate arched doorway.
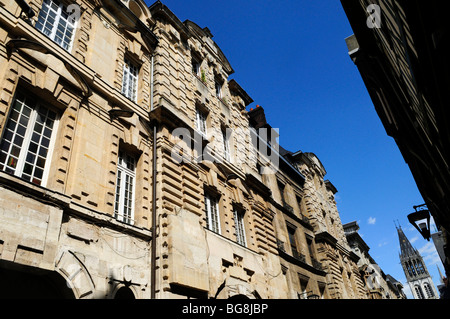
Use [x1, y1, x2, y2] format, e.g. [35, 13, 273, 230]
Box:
[0, 263, 75, 299]
[228, 294, 250, 300]
[114, 286, 135, 299]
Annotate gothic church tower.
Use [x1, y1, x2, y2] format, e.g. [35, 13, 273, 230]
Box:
[397, 226, 438, 299]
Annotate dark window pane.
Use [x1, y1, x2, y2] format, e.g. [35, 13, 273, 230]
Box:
[43, 127, 52, 138]
[0, 141, 10, 153]
[34, 123, 43, 134]
[10, 110, 20, 122]
[13, 135, 23, 147]
[0, 151, 7, 164]
[36, 113, 44, 125]
[23, 163, 33, 175]
[19, 115, 29, 126]
[16, 124, 26, 137]
[34, 167, 43, 179]
[36, 156, 45, 168]
[26, 153, 36, 164]
[10, 145, 20, 157]
[31, 132, 41, 143]
[29, 142, 38, 153]
[3, 130, 13, 142]
[45, 118, 54, 128]
[6, 120, 17, 132]
[41, 137, 50, 148]
[48, 110, 56, 120]
[22, 105, 33, 117]
[38, 147, 48, 157]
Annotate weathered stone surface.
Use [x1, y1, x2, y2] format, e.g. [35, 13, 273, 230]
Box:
[0, 0, 398, 299]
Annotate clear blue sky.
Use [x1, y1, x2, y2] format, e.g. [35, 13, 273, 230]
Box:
[146, 0, 444, 298]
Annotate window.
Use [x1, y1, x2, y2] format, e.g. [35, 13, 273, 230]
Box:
[192, 57, 200, 76]
[222, 128, 230, 161]
[296, 195, 303, 212]
[114, 151, 136, 225]
[423, 283, 434, 298]
[318, 282, 326, 299]
[121, 59, 139, 102]
[414, 285, 425, 299]
[298, 276, 309, 299]
[409, 261, 417, 276]
[287, 225, 298, 256]
[204, 192, 220, 234]
[415, 260, 425, 274]
[278, 181, 285, 205]
[215, 81, 222, 99]
[234, 209, 246, 247]
[306, 236, 315, 259]
[0, 91, 58, 186]
[35, 0, 77, 51]
[196, 109, 207, 136]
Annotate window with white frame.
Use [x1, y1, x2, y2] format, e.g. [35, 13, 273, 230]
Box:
[192, 57, 200, 76]
[196, 108, 207, 136]
[215, 80, 222, 99]
[35, 0, 77, 51]
[233, 209, 246, 247]
[204, 192, 220, 234]
[222, 128, 230, 161]
[121, 59, 139, 102]
[0, 91, 58, 186]
[114, 151, 136, 225]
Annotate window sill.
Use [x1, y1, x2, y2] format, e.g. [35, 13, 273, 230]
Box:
[0, 171, 71, 207]
[0, 171, 152, 240]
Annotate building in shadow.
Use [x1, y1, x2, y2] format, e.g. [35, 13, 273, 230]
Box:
[341, 0, 450, 279]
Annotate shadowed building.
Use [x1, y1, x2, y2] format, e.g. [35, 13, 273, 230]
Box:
[341, 0, 450, 280]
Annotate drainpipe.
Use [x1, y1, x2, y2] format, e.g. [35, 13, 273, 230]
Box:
[150, 51, 157, 299]
[150, 121, 157, 299]
[150, 54, 154, 111]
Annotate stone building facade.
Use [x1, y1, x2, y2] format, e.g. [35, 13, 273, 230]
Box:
[344, 221, 406, 299]
[0, 0, 387, 298]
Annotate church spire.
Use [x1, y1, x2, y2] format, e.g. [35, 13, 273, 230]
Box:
[396, 224, 438, 299]
[397, 225, 417, 258]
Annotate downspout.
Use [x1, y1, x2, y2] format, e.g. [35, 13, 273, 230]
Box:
[151, 121, 157, 299]
[150, 51, 157, 299]
[150, 54, 154, 111]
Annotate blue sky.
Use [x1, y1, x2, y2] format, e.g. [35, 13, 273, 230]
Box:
[147, 0, 444, 298]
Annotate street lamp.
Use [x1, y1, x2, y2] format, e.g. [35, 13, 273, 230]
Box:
[407, 204, 431, 241]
